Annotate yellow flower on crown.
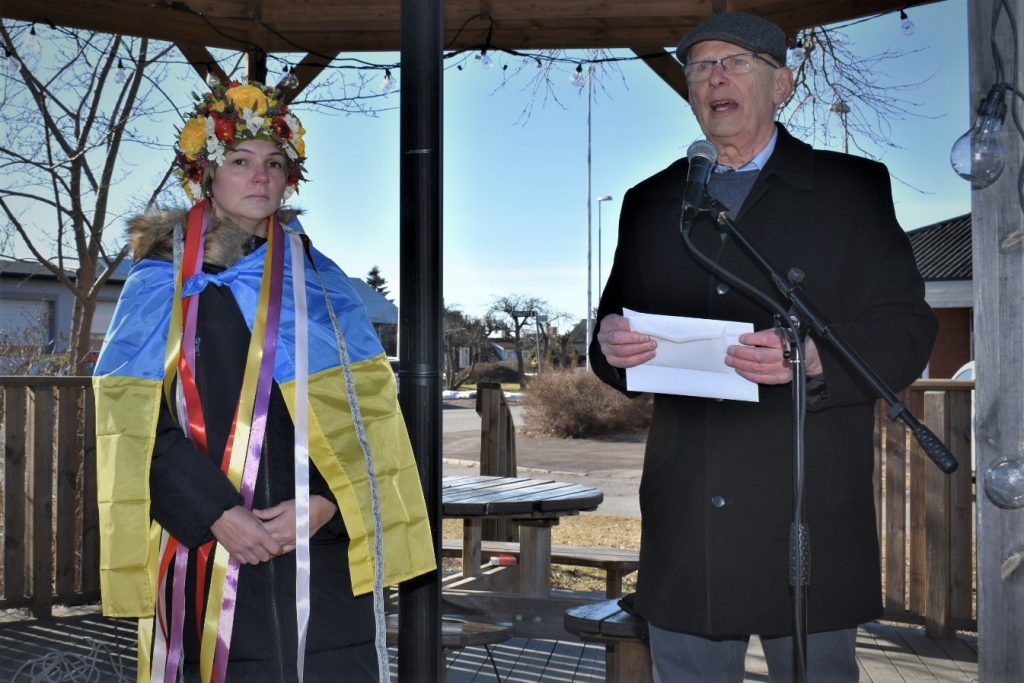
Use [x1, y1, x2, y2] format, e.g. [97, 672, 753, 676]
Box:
[179, 116, 208, 160]
[225, 84, 269, 115]
[296, 126, 306, 157]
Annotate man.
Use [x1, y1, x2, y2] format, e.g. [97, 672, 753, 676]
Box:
[591, 12, 937, 682]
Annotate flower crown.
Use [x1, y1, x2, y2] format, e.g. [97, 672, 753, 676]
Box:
[175, 81, 307, 202]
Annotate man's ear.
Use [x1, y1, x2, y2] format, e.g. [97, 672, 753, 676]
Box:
[773, 66, 795, 107]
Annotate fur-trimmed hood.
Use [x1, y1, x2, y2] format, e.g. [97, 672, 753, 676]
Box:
[128, 206, 302, 267]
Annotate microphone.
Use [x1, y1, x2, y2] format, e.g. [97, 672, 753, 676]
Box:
[683, 139, 718, 219]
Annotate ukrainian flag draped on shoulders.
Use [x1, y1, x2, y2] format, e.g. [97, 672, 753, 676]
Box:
[93, 203, 435, 622]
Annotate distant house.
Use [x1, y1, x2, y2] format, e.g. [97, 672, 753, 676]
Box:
[0, 258, 401, 370]
[0, 259, 127, 372]
[906, 214, 973, 378]
[568, 319, 589, 365]
[347, 277, 398, 356]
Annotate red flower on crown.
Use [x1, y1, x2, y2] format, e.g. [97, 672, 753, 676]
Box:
[272, 116, 291, 139]
[215, 117, 236, 144]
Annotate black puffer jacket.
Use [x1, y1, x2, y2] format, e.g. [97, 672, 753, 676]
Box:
[147, 243, 377, 681]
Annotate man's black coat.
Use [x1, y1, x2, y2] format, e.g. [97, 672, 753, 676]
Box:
[591, 125, 937, 637]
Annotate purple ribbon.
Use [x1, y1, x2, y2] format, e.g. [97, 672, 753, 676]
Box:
[213, 219, 284, 682]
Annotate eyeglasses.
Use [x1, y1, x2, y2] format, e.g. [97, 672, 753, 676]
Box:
[683, 52, 780, 82]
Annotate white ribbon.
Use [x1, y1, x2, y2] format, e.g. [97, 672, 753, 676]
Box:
[289, 232, 311, 682]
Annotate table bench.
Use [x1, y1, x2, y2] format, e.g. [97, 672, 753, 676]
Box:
[564, 598, 652, 682]
[386, 613, 513, 681]
[441, 538, 639, 598]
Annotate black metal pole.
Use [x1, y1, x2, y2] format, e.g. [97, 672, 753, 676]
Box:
[398, 0, 444, 680]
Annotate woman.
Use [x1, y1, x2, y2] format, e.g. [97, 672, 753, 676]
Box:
[94, 81, 434, 683]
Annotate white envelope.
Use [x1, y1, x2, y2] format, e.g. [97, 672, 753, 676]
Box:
[623, 308, 759, 402]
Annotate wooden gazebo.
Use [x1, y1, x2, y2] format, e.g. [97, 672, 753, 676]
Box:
[4, 0, 1020, 679]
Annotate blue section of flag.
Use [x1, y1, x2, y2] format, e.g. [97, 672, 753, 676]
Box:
[95, 217, 384, 381]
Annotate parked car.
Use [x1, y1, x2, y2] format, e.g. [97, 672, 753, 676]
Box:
[953, 360, 975, 381]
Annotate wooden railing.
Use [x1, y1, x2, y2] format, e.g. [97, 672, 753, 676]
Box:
[875, 380, 976, 636]
[1, 377, 976, 634]
[0, 377, 99, 617]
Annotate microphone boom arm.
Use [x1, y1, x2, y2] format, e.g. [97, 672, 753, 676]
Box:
[683, 197, 958, 475]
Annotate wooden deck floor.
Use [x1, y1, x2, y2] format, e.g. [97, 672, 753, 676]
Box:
[0, 606, 978, 682]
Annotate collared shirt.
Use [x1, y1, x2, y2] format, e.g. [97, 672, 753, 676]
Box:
[713, 128, 779, 173]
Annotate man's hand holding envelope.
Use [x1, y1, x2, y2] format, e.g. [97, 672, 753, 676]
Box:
[596, 310, 823, 402]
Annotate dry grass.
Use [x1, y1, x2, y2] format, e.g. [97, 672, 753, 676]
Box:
[442, 514, 641, 594]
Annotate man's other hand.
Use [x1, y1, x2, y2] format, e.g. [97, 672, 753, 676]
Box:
[725, 329, 823, 384]
[596, 313, 657, 369]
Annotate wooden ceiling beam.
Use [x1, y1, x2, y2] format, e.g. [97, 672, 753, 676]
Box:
[6, 0, 941, 53]
[175, 42, 231, 85]
[630, 46, 690, 102]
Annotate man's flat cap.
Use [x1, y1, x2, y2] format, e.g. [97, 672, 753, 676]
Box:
[676, 11, 788, 66]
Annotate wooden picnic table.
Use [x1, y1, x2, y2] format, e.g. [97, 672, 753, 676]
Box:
[442, 475, 604, 598]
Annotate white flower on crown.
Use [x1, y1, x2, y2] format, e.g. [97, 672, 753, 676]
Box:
[242, 109, 265, 136]
[203, 116, 226, 166]
[283, 114, 300, 135]
[207, 138, 226, 166]
[186, 179, 203, 199]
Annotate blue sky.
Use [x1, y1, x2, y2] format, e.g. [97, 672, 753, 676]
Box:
[296, 0, 970, 325]
[9, 0, 971, 328]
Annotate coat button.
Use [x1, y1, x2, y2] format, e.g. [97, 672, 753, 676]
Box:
[716, 282, 730, 295]
[711, 495, 726, 508]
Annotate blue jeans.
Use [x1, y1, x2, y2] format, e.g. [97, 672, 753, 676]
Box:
[648, 624, 859, 682]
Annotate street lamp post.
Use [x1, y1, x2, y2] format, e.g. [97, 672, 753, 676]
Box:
[595, 195, 613, 295]
[585, 68, 594, 370]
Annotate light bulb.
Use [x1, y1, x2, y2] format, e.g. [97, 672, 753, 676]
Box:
[22, 26, 40, 56]
[114, 58, 127, 84]
[950, 85, 1007, 189]
[787, 47, 805, 69]
[985, 455, 1024, 509]
[281, 67, 299, 89]
[3, 49, 17, 73]
[899, 10, 915, 36]
[380, 69, 397, 94]
[480, 50, 493, 70]
[570, 64, 584, 87]
[205, 69, 220, 88]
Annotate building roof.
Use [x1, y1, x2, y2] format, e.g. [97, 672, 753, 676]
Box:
[348, 277, 398, 325]
[906, 214, 972, 281]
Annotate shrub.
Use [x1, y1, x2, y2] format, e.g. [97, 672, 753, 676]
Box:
[523, 369, 652, 438]
[468, 362, 522, 385]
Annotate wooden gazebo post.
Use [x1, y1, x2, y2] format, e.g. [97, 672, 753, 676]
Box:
[968, 0, 1024, 677]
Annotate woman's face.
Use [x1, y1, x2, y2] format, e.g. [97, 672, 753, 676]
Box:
[210, 139, 288, 236]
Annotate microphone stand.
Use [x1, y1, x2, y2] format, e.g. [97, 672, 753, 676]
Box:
[679, 195, 958, 683]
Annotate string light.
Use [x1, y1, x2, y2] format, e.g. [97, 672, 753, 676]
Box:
[787, 38, 806, 68]
[4, 5, 930, 95]
[380, 68, 398, 94]
[950, 84, 1008, 189]
[3, 47, 17, 73]
[114, 58, 127, 84]
[899, 9, 915, 36]
[280, 65, 299, 89]
[22, 24, 41, 56]
[570, 63, 584, 87]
